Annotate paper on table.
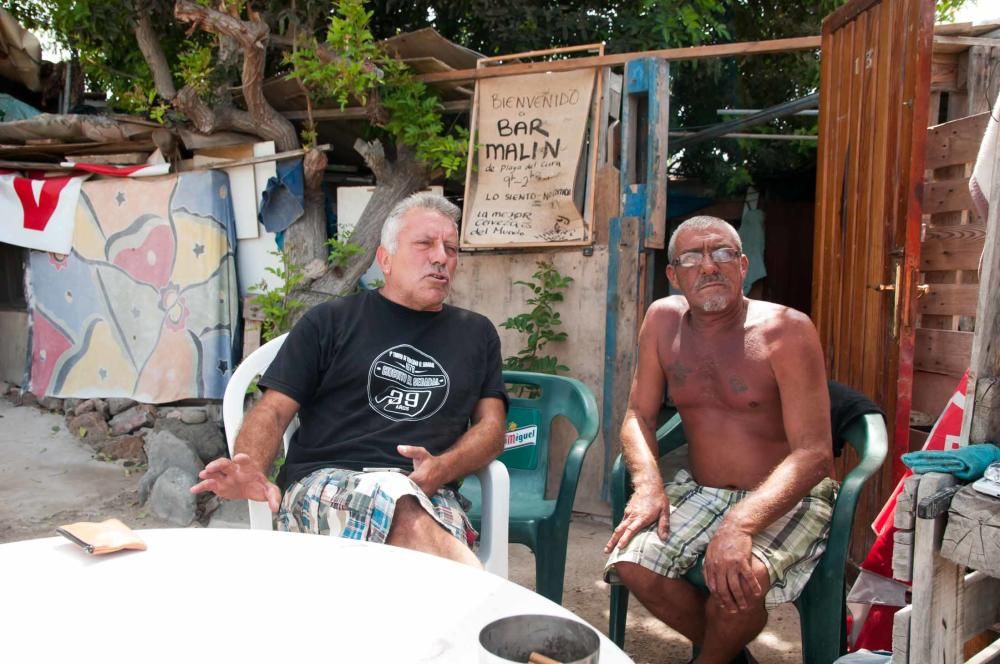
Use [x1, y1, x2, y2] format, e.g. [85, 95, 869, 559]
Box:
[56, 518, 147, 555]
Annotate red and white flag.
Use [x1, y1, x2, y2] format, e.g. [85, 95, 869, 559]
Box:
[60, 161, 170, 178]
[0, 172, 89, 254]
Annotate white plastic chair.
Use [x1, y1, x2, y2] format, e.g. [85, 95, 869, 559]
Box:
[222, 332, 510, 577]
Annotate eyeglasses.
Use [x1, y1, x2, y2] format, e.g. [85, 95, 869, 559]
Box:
[671, 247, 741, 268]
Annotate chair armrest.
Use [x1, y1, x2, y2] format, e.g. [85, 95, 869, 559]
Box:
[474, 460, 510, 578]
[655, 413, 686, 457]
[835, 414, 888, 529]
[824, 413, 888, 558]
[611, 453, 629, 525]
[553, 434, 597, 525]
[610, 413, 687, 524]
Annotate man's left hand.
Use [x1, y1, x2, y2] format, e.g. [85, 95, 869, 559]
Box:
[703, 523, 762, 613]
[398, 444, 445, 497]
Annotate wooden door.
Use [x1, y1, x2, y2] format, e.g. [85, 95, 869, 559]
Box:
[811, 0, 935, 559]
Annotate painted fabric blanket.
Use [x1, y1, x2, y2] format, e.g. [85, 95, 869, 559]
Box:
[27, 170, 238, 402]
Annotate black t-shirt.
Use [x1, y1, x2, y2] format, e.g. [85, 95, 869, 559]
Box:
[259, 289, 507, 489]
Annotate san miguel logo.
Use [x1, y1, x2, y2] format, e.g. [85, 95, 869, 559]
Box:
[504, 423, 538, 450]
[367, 345, 450, 421]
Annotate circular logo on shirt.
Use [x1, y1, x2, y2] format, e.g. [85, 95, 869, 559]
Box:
[367, 344, 450, 421]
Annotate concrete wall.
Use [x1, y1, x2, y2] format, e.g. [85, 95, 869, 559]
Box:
[0, 311, 29, 386]
[449, 247, 613, 516]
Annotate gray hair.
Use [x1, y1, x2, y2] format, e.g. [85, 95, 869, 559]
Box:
[380, 192, 461, 254]
[667, 215, 742, 262]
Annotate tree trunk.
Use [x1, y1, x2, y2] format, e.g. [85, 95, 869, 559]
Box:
[291, 140, 430, 313]
[285, 147, 330, 281]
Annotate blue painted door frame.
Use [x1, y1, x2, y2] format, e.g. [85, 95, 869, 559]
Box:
[601, 57, 670, 499]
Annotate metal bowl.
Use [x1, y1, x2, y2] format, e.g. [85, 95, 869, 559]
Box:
[478, 614, 601, 664]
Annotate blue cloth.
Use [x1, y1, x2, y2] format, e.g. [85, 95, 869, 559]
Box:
[902, 444, 1000, 481]
[0, 93, 40, 121]
[258, 158, 304, 233]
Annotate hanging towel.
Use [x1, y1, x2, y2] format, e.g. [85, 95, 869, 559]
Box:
[901, 443, 1000, 481]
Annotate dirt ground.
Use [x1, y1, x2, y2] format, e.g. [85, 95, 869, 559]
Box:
[0, 397, 801, 663]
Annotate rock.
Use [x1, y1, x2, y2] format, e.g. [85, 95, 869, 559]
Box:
[164, 407, 207, 424]
[99, 435, 147, 464]
[208, 499, 251, 529]
[107, 398, 136, 416]
[149, 467, 198, 526]
[0, 381, 9, 395]
[63, 398, 81, 415]
[39, 397, 63, 412]
[20, 392, 39, 408]
[153, 417, 228, 463]
[73, 399, 99, 416]
[94, 399, 110, 418]
[138, 430, 204, 503]
[180, 408, 207, 425]
[109, 404, 157, 436]
[203, 404, 223, 424]
[68, 412, 110, 442]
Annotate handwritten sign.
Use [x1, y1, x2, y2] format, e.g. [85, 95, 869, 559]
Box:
[462, 68, 597, 247]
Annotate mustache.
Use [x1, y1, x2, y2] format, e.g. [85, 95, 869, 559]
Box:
[694, 273, 728, 289]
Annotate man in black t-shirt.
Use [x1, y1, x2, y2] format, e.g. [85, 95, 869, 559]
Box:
[191, 192, 507, 567]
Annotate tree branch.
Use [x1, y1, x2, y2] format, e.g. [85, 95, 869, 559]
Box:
[174, 0, 299, 151]
[134, 14, 177, 100]
[354, 138, 387, 180]
[175, 87, 259, 135]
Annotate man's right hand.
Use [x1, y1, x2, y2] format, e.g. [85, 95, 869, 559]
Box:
[604, 488, 670, 553]
[190, 453, 282, 513]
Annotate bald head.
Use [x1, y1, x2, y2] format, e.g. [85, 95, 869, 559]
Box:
[667, 216, 742, 262]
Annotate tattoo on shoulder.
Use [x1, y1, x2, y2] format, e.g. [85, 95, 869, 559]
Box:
[667, 360, 690, 386]
[729, 375, 748, 393]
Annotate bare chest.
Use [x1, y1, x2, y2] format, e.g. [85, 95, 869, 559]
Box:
[660, 329, 779, 412]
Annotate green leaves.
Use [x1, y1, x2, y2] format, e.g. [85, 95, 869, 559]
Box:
[285, 0, 382, 109]
[249, 250, 308, 342]
[177, 41, 214, 98]
[326, 229, 365, 268]
[284, 0, 469, 179]
[501, 261, 574, 376]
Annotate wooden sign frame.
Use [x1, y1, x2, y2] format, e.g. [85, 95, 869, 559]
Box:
[460, 43, 605, 250]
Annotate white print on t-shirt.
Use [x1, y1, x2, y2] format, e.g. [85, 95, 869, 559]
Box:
[367, 344, 451, 421]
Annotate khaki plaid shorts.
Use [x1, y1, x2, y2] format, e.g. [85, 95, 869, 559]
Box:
[606, 469, 838, 609]
[277, 468, 477, 548]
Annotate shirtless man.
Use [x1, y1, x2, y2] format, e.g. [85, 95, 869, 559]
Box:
[604, 216, 836, 663]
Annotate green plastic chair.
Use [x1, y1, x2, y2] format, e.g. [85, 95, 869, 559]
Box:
[461, 370, 600, 604]
[608, 411, 887, 663]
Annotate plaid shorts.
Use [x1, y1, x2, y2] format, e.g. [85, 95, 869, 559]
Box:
[606, 469, 838, 609]
[277, 468, 477, 548]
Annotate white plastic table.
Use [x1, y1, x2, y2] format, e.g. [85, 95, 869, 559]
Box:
[0, 528, 633, 663]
